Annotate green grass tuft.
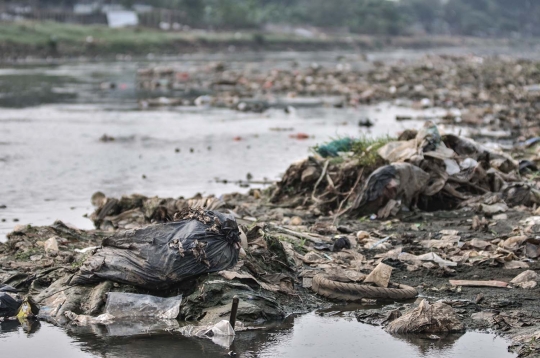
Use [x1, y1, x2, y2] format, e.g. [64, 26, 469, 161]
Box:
[71, 251, 91, 268]
[351, 135, 394, 166]
[15, 248, 41, 261]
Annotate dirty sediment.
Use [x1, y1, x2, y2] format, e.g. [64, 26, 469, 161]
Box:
[4, 53, 540, 357]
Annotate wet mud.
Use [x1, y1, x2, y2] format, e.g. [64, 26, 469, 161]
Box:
[4, 50, 540, 357]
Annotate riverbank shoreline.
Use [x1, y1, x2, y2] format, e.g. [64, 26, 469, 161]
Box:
[1, 21, 538, 62]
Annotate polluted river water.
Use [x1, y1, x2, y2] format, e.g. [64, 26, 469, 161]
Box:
[1, 311, 514, 358]
[0, 102, 436, 240]
[0, 50, 453, 241]
[0, 50, 525, 357]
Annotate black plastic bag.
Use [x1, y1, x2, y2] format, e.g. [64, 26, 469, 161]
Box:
[351, 163, 430, 216]
[0, 284, 19, 293]
[0, 292, 21, 317]
[314, 236, 351, 252]
[70, 209, 241, 290]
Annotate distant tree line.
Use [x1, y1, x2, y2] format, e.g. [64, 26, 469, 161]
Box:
[23, 0, 540, 37]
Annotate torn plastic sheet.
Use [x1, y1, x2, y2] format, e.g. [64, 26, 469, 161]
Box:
[417, 252, 457, 267]
[105, 292, 182, 319]
[398, 251, 457, 267]
[178, 320, 236, 348]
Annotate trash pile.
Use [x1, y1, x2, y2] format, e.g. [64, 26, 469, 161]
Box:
[78, 119, 540, 298]
[5, 113, 540, 353]
[0, 198, 426, 332]
[7, 62, 540, 353]
[271, 121, 540, 220]
[2, 169, 540, 355]
[134, 56, 540, 140]
[136, 61, 362, 95]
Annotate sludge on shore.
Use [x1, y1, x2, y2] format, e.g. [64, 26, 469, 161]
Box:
[3, 54, 540, 357]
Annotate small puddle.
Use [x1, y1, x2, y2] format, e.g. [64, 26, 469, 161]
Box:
[257, 312, 515, 358]
[0, 311, 515, 358]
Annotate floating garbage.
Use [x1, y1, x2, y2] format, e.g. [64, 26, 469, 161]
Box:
[62, 292, 182, 337]
[178, 297, 238, 348]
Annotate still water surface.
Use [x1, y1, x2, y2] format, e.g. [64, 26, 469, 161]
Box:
[1, 312, 515, 358]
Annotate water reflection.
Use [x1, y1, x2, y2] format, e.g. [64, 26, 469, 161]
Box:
[255, 312, 514, 358]
[0, 311, 515, 358]
[391, 332, 464, 354]
[0, 318, 41, 335]
[1, 319, 94, 358]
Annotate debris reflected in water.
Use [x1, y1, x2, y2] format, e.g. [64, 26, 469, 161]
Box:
[258, 312, 515, 358]
[0, 312, 514, 358]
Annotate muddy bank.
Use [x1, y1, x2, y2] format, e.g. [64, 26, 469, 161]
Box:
[4, 116, 540, 355]
[2, 186, 540, 356]
[5, 52, 540, 356]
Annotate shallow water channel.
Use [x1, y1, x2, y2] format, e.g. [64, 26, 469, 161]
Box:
[0, 51, 449, 240]
[0, 50, 530, 356]
[1, 310, 515, 358]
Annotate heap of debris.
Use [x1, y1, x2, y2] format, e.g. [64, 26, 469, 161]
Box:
[4, 117, 540, 355]
[135, 56, 540, 140]
[271, 122, 540, 220]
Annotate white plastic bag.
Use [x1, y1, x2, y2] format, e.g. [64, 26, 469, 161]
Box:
[178, 320, 236, 348]
[211, 320, 235, 336]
